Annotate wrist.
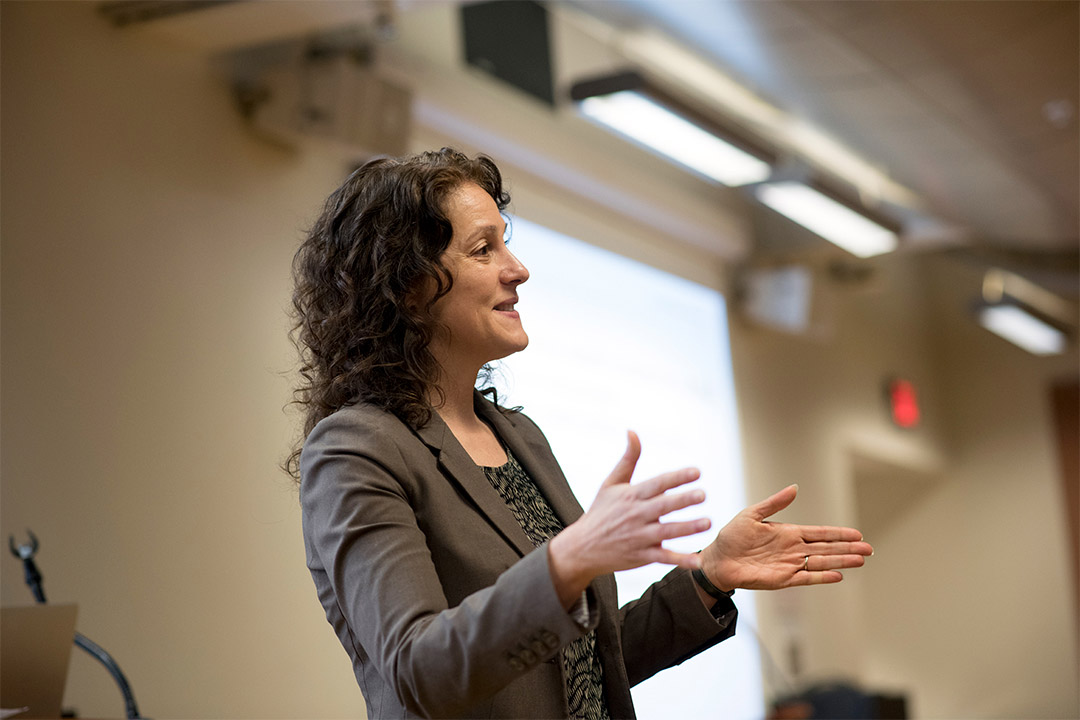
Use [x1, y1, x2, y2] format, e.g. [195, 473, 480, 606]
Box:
[693, 552, 734, 598]
[692, 566, 735, 598]
[548, 528, 594, 609]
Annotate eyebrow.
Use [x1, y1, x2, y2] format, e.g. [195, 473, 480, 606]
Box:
[465, 223, 504, 243]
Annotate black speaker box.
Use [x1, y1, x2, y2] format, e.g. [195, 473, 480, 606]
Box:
[461, 1, 555, 106]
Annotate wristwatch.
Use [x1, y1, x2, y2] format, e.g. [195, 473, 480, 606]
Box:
[691, 566, 734, 600]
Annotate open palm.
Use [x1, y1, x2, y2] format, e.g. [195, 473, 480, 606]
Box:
[701, 485, 873, 591]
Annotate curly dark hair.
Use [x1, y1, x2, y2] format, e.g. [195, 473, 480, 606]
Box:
[286, 148, 511, 478]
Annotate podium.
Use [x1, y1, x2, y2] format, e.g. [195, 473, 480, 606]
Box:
[1, 604, 78, 719]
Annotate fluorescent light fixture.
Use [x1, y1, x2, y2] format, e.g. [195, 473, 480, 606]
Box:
[571, 73, 772, 186]
[620, 28, 783, 130]
[982, 267, 1076, 325]
[978, 304, 1067, 356]
[755, 181, 898, 257]
[619, 28, 923, 210]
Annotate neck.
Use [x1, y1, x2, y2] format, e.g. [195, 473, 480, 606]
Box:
[428, 354, 485, 430]
[429, 360, 510, 467]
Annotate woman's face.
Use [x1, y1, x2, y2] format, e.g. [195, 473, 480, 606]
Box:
[427, 182, 530, 370]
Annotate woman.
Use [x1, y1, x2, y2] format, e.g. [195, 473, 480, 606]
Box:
[290, 148, 872, 719]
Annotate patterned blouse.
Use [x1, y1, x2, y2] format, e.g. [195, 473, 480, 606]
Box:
[482, 451, 611, 720]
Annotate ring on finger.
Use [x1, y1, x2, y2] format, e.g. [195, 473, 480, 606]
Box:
[803, 555, 810, 572]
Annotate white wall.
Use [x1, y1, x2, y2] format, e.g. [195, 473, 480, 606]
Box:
[1, 3, 364, 717]
[730, 248, 1079, 718]
[890, 256, 1078, 719]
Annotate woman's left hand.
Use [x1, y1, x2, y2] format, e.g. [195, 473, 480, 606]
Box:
[700, 484, 873, 591]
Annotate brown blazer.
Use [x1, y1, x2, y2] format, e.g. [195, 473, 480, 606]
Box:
[300, 392, 736, 719]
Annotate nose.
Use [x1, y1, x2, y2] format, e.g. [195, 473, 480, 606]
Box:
[501, 250, 529, 286]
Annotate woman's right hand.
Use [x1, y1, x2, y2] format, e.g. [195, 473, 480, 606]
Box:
[547, 431, 710, 609]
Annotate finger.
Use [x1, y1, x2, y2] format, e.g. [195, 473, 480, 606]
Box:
[799, 524, 866, 543]
[803, 540, 874, 556]
[647, 548, 703, 569]
[651, 517, 712, 542]
[747, 484, 798, 521]
[790, 570, 844, 587]
[649, 488, 707, 517]
[602, 430, 641, 488]
[805, 554, 865, 571]
[635, 467, 701, 498]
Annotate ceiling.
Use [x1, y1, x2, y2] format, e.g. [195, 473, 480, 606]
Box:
[102, 0, 1079, 293]
[569, 0, 1079, 288]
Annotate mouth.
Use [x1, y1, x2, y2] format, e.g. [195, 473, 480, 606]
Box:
[494, 297, 518, 312]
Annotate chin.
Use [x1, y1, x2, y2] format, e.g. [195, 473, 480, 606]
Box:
[489, 334, 528, 362]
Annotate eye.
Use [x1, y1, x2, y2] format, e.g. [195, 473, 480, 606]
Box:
[474, 242, 491, 256]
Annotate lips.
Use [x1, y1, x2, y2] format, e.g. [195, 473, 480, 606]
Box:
[494, 297, 518, 312]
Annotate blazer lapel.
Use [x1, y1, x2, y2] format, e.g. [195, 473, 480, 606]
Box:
[476, 396, 634, 717]
[475, 394, 586, 529]
[413, 409, 536, 558]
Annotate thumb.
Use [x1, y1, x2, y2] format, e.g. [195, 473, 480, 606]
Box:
[748, 483, 798, 521]
[602, 430, 641, 487]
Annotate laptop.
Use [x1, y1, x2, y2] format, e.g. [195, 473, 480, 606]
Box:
[1, 604, 78, 719]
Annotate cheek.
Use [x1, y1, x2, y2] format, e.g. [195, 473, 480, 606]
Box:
[430, 290, 477, 333]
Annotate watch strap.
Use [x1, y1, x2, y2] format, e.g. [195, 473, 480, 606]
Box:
[692, 566, 734, 599]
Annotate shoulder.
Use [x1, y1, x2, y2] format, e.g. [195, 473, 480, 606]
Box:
[305, 401, 411, 448]
[299, 402, 425, 482]
[313, 401, 413, 434]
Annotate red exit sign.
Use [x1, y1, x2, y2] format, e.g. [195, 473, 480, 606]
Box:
[887, 377, 920, 429]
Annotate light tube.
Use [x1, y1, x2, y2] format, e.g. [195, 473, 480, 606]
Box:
[620, 28, 923, 210]
[978, 304, 1067, 356]
[755, 181, 898, 257]
[578, 90, 771, 186]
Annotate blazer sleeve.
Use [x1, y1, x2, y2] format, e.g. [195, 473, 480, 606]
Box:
[617, 567, 737, 687]
[300, 410, 594, 718]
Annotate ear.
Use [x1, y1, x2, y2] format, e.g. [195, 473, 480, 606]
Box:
[404, 285, 419, 312]
[405, 272, 439, 313]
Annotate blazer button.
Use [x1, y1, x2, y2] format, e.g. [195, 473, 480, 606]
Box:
[509, 657, 525, 671]
[542, 631, 559, 649]
[530, 639, 547, 656]
[520, 649, 537, 665]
